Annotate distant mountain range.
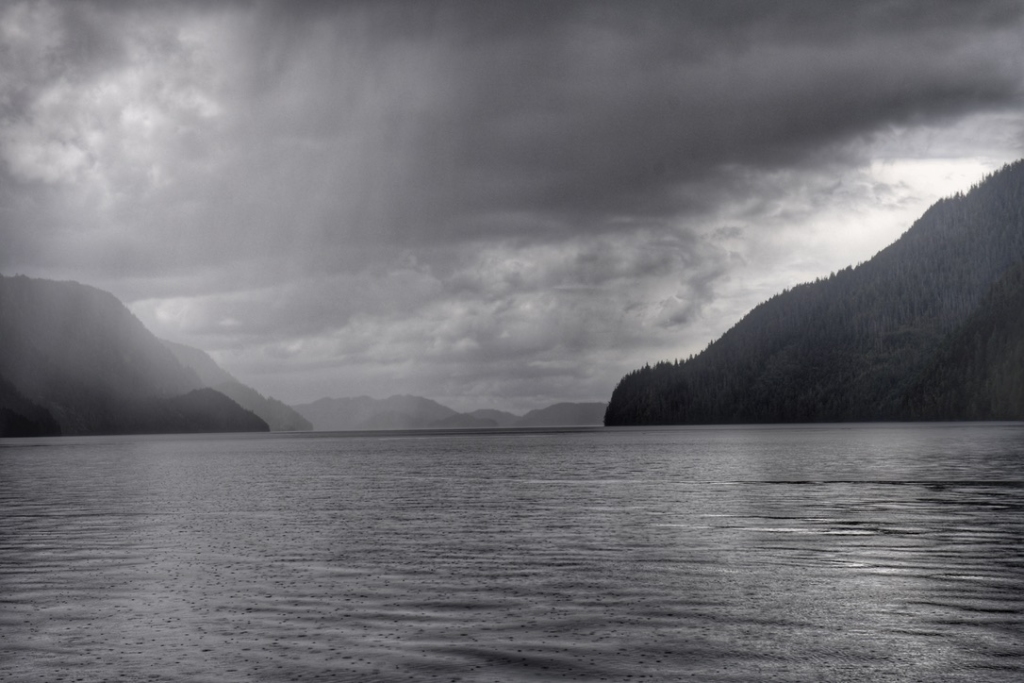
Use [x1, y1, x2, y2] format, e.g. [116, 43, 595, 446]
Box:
[292, 396, 607, 431]
[606, 160, 1024, 425]
[0, 272, 604, 438]
[0, 274, 269, 436]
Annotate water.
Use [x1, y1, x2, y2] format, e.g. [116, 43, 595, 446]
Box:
[1, 423, 1022, 682]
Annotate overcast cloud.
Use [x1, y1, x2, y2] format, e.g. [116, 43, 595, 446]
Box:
[2, 0, 1023, 412]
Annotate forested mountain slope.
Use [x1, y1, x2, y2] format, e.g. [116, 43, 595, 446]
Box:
[901, 259, 1024, 420]
[606, 160, 1024, 425]
[0, 274, 269, 436]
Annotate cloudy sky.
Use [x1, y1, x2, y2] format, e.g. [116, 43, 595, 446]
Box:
[2, 1, 1023, 412]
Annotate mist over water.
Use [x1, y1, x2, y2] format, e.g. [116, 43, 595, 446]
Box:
[1, 424, 1022, 682]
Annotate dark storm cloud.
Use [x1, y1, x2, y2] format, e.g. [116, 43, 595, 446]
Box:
[6, 1, 1022, 252]
[386, 0, 1024, 240]
[208, 0, 1024, 245]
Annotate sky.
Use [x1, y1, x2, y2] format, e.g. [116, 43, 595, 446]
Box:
[2, 0, 1023, 413]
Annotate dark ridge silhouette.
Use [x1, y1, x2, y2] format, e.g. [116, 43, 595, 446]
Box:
[162, 340, 312, 431]
[212, 381, 312, 432]
[902, 259, 1024, 420]
[606, 160, 1024, 425]
[0, 274, 268, 436]
[0, 374, 61, 437]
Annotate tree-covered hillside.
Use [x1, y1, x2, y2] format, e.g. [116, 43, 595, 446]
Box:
[901, 259, 1024, 420]
[606, 160, 1024, 425]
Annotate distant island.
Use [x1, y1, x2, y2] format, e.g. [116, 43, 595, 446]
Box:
[291, 396, 607, 431]
[606, 160, 1024, 425]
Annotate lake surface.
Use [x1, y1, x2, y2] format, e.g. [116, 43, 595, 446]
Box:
[1, 423, 1022, 682]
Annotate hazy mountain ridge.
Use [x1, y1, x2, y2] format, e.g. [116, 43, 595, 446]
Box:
[0, 274, 269, 436]
[516, 402, 608, 427]
[162, 340, 312, 432]
[162, 339, 236, 387]
[465, 409, 520, 427]
[87, 387, 269, 436]
[293, 395, 458, 431]
[429, 414, 499, 429]
[292, 396, 606, 431]
[212, 382, 313, 432]
[606, 160, 1024, 425]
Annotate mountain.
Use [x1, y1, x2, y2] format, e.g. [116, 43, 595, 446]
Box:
[292, 395, 461, 431]
[162, 340, 312, 432]
[107, 387, 269, 435]
[605, 160, 1024, 425]
[901, 259, 1024, 420]
[0, 274, 269, 436]
[466, 409, 520, 427]
[213, 382, 313, 432]
[516, 402, 607, 427]
[0, 374, 60, 437]
[431, 414, 499, 429]
[162, 339, 236, 386]
[293, 395, 607, 430]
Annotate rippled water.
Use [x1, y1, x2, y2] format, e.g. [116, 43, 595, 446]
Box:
[2, 423, 1022, 682]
